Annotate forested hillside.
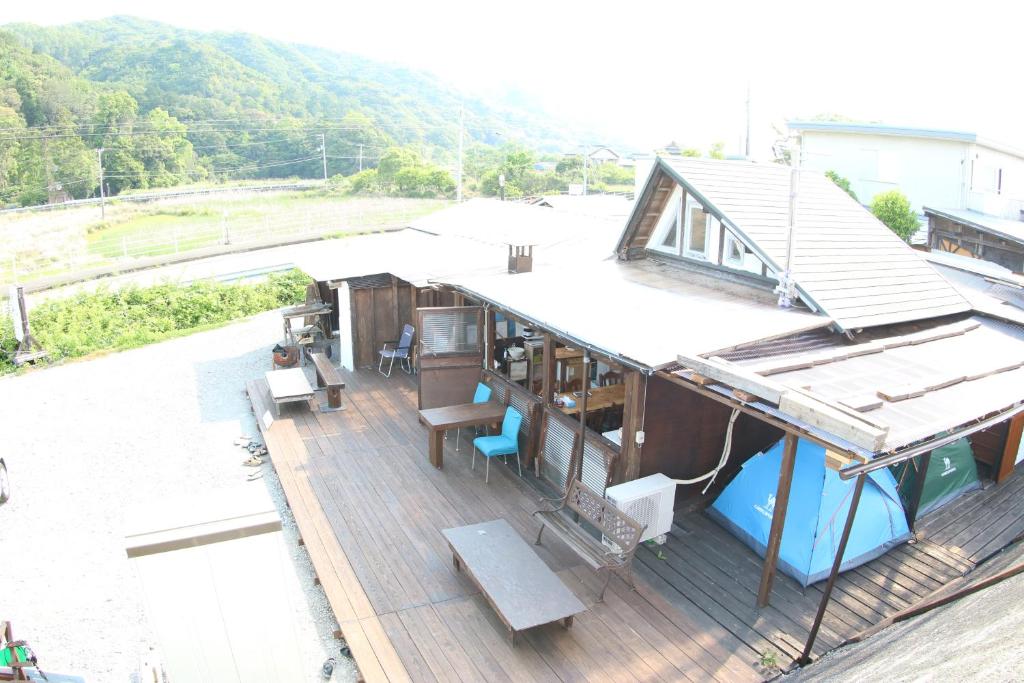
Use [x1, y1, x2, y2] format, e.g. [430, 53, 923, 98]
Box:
[0, 17, 583, 206]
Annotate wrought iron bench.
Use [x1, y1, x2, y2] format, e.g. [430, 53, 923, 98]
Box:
[533, 478, 646, 601]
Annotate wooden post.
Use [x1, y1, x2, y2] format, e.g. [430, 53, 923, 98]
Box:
[616, 370, 644, 484]
[757, 432, 798, 607]
[485, 308, 497, 371]
[542, 335, 556, 406]
[799, 473, 868, 665]
[905, 452, 932, 531]
[390, 275, 400, 340]
[576, 352, 591, 483]
[996, 413, 1024, 483]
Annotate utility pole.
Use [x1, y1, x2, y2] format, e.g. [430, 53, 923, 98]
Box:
[320, 133, 328, 185]
[456, 106, 464, 202]
[745, 81, 752, 159]
[97, 147, 106, 220]
[358, 145, 364, 172]
[582, 144, 589, 196]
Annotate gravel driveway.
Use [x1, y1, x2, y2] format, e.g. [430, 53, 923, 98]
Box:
[0, 311, 355, 682]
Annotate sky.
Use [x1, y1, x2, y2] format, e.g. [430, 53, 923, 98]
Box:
[4, 1, 1023, 158]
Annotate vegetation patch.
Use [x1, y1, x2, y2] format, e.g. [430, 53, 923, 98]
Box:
[0, 269, 308, 375]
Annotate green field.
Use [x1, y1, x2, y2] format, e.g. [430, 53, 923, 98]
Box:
[1, 189, 449, 282]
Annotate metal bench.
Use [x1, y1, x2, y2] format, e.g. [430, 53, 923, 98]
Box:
[533, 479, 646, 601]
[310, 351, 345, 412]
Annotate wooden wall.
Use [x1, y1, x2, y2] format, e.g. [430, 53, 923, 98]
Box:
[639, 374, 783, 506]
[349, 276, 421, 369]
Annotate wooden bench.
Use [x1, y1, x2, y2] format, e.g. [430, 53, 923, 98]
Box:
[533, 478, 646, 601]
[310, 351, 345, 412]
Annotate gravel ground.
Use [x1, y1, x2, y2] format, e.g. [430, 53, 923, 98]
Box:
[0, 311, 356, 682]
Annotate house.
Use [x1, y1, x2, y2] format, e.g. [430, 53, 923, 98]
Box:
[788, 120, 1024, 217]
[924, 206, 1024, 273]
[587, 146, 619, 164]
[260, 160, 1024, 678]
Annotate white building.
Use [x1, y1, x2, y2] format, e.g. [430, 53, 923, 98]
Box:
[788, 121, 1024, 219]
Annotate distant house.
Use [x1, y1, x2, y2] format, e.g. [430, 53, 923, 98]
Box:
[925, 206, 1024, 273]
[588, 146, 619, 165]
[788, 120, 1024, 218]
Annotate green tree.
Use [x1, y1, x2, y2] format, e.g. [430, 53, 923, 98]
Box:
[871, 190, 919, 241]
[681, 148, 702, 157]
[825, 170, 858, 201]
[708, 142, 726, 159]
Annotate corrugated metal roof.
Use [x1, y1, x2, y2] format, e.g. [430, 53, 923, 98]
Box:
[656, 158, 971, 330]
[441, 259, 830, 369]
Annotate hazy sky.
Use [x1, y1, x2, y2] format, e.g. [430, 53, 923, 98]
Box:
[4, 1, 1023, 157]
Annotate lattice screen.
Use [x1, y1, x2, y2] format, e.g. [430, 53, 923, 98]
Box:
[420, 309, 480, 355]
[508, 391, 533, 438]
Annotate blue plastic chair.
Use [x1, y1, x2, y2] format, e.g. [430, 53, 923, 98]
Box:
[452, 383, 492, 451]
[472, 407, 523, 483]
[378, 324, 415, 377]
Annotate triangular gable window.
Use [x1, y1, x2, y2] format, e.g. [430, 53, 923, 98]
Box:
[649, 190, 682, 255]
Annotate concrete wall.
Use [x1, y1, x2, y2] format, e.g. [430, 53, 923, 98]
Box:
[797, 131, 970, 212]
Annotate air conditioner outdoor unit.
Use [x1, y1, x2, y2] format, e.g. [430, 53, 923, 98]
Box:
[604, 473, 676, 545]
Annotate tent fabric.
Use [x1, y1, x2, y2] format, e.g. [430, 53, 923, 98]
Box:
[708, 438, 911, 587]
[891, 438, 981, 519]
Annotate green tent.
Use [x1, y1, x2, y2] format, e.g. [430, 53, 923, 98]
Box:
[891, 438, 981, 520]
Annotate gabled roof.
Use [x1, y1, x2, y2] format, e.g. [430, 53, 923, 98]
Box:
[618, 157, 970, 331]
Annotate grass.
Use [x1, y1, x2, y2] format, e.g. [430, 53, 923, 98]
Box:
[1, 190, 449, 283]
[0, 269, 309, 375]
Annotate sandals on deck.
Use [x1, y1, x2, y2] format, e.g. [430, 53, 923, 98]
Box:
[243, 454, 263, 467]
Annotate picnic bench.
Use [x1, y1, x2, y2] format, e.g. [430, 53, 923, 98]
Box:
[264, 368, 316, 418]
[309, 351, 345, 412]
[442, 519, 585, 646]
[533, 479, 646, 601]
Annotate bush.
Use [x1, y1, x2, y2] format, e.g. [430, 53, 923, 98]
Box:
[0, 269, 308, 374]
[826, 170, 858, 202]
[870, 190, 920, 241]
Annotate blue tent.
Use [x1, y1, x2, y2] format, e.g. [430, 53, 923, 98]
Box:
[708, 438, 911, 586]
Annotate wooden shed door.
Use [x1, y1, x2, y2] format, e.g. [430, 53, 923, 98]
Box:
[417, 306, 483, 409]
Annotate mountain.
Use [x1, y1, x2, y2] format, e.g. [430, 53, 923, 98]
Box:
[0, 16, 588, 205]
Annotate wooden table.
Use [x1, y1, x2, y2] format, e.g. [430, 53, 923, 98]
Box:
[264, 368, 316, 417]
[555, 347, 584, 391]
[442, 519, 585, 645]
[418, 402, 507, 468]
[557, 383, 626, 416]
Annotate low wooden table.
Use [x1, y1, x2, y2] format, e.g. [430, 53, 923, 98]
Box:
[442, 519, 585, 645]
[264, 368, 316, 417]
[418, 402, 507, 469]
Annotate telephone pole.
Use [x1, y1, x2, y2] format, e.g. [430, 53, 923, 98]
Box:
[456, 106, 465, 202]
[358, 145, 364, 172]
[97, 148, 106, 220]
[320, 133, 328, 184]
[744, 81, 752, 159]
[582, 144, 589, 196]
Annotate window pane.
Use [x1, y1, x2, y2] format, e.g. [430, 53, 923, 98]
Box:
[726, 235, 743, 263]
[688, 207, 707, 254]
[661, 219, 677, 248]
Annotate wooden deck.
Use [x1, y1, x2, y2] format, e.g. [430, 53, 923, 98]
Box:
[247, 367, 763, 683]
[247, 364, 1024, 681]
[636, 465, 1024, 665]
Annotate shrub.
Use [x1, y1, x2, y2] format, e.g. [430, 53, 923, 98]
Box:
[0, 269, 308, 374]
[871, 190, 920, 241]
[825, 170, 858, 202]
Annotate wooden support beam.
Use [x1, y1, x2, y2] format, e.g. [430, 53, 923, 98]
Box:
[997, 413, 1024, 483]
[799, 473, 868, 665]
[542, 334, 556, 406]
[485, 308, 496, 371]
[577, 353, 591, 483]
[617, 370, 645, 484]
[758, 433, 798, 608]
[905, 452, 931, 531]
[677, 353, 787, 404]
[390, 275, 400, 339]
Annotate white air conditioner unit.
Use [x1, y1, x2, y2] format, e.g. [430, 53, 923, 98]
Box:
[604, 473, 676, 545]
